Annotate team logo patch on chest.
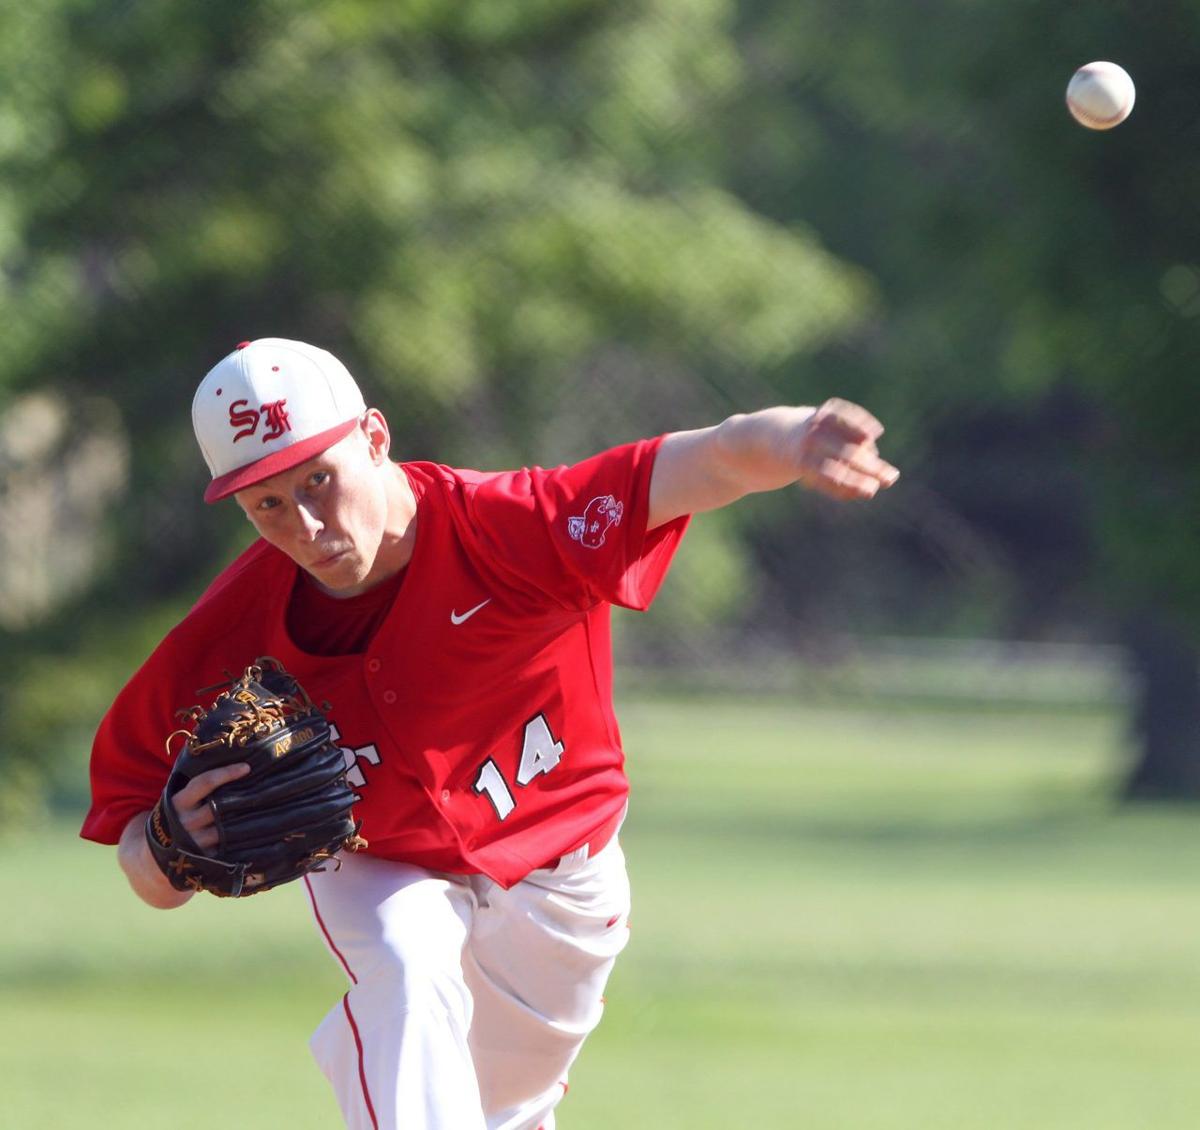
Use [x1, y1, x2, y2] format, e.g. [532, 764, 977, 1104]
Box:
[567, 494, 624, 548]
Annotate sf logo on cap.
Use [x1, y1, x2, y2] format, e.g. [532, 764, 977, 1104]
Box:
[228, 399, 292, 444]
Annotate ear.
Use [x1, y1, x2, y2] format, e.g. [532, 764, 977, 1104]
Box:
[361, 409, 391, 465]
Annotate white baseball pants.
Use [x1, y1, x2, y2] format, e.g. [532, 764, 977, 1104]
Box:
[303, 836, 631, 1130]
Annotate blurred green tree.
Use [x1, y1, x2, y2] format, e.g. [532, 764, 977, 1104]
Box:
[721, 0, 1200, 795]
[0, 0, 870, 822]
[8, 0, 1200, 816]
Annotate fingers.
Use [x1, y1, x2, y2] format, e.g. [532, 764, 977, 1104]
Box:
[174, 762, 251, 808]
[830, 438, 900, 485]
[812, 456, 897, 500]
[795, 398, 898, 499]
[170, 763, 250, 851]
[812, 397, 885, 444]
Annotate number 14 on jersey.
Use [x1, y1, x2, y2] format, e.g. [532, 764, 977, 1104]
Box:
[472, 713, 564, 820]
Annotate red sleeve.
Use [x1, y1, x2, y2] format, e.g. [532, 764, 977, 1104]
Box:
[79, 630, 197, 845]
[80, 540, 289, 846]
[462, 436, 690, 612]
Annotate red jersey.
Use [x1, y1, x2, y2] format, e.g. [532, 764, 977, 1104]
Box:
[81, 438, 689, 887]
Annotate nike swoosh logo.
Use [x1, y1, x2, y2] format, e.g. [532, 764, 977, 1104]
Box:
[450, 599, 491, 626]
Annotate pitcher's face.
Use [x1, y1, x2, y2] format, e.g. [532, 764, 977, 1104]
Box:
[235, 413, 393, 595]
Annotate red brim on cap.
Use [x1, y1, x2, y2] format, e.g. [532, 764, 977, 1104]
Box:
[204, 418, 361, 503]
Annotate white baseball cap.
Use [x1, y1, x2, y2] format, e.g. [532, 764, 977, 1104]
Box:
[192, 338, 367, 503]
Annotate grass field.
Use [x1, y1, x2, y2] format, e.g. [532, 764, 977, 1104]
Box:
[5, 695, 1200, 1129]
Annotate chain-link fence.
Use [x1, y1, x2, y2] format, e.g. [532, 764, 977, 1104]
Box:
[4, 1, 1196, 813]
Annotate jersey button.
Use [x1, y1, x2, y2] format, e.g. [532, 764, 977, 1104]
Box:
[441, 789, 451, 802]
[366, 658, 381, 674]
[382, 689, 397, 704]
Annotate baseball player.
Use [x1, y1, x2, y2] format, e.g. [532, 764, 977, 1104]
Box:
[81, 338, 898, 1130]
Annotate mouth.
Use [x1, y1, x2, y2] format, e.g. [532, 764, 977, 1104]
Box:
[311, 549, 351, 568]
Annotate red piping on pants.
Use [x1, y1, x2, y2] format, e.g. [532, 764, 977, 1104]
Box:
[304, 875, 358, 984]
[342, 994, 379, 1130]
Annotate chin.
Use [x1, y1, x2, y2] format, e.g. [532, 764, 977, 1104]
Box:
[310, 557, 370, 593]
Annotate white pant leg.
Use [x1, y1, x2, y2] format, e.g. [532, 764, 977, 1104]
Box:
[304, 853, 486, 1130]
[466, 836, 633, 1130]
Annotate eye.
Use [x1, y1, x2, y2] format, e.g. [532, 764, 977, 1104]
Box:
[309, 470, 330, 488]
[255, 496, 282, 512]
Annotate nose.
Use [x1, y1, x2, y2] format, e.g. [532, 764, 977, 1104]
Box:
[294, 501, 324, 541]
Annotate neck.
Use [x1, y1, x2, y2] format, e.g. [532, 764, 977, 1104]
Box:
[378, 461, 419, 571]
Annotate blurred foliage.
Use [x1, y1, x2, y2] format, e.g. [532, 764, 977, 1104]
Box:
[723, 0, 1200, 628]
[0, 0, 867, 821]
[3, 0, 1200, 818]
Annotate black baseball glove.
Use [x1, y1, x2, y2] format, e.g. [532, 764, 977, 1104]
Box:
[145, 657, 366, 897]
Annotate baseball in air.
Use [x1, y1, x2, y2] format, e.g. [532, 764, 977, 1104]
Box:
[1066, 61, 1135, 130]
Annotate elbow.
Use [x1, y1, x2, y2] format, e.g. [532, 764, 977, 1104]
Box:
[708, 414, 750, 484]
[711, 413, 750, 465]
[708, 413, 768, 498]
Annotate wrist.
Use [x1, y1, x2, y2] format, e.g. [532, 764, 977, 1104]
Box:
[118, 811, 194, 910]
[713, 407, 816, 493]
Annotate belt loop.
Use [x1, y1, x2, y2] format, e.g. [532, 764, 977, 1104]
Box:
[552, 843, 590, 876]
